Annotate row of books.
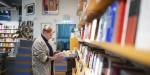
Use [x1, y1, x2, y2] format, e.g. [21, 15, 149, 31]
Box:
[0, 47, 14, 52]
[0, 34, 14, 37]
[77, 44, 104, 75]
[0, 24, 17, 30]
[0, 43, 15, 47]
[80, 0, 143, 47]
[76, 44, 146, 75]
[0, 30, 17, 33]
[0, 38, 17, 42]
[0, 21, 18, 55]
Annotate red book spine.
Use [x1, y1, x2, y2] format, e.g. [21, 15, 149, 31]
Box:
[115, 0, 126, 44]
[125, 0, 141, 46]
[125, 16, 138, 45]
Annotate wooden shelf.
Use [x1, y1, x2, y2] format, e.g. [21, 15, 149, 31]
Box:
[86, 0, 114, 13]
[78, 0, 115, 27]
[80, 41, 150, 67]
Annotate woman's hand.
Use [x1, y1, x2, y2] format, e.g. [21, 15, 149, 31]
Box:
[53, 52, 64, 61]
[53, 51, 60, 55]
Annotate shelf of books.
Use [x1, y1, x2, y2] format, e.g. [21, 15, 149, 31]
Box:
[79, 41, 150, 66]
[74, 44, 106, 75]
[75, 0, 150, 75]
[75, 43, 149, 75]
[0, 23, 18, 54]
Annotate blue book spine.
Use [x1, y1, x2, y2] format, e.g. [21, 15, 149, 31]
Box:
[106, 1, 118, 42]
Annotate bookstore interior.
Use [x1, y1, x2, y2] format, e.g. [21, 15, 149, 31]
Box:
[0, 0, 150, 75]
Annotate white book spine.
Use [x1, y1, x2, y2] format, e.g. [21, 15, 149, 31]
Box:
[90, 19, 98, 41]
[121, 0, 131, 46]
[135, 0, 150, 51]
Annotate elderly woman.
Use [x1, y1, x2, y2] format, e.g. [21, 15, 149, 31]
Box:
[32, 25, 63, 75]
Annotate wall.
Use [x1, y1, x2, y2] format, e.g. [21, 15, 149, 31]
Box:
[11, 8, 19, 21]
[22, 0, 79, 50]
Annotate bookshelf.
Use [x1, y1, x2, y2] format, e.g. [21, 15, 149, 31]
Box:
[0, 24, 18, 55]
[75, 0, 150, 75]
[79, 41, 150, 67]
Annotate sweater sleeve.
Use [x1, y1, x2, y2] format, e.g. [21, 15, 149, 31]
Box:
[32, 40, 48, 63]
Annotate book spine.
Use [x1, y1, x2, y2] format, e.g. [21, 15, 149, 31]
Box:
[125, 0, 141, 46]
[106, 2, 118, 42]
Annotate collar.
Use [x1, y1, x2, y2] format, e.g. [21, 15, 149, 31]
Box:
[41, 34, 48, 42]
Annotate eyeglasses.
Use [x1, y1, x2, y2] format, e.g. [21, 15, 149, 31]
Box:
[51, 31, 55, 34]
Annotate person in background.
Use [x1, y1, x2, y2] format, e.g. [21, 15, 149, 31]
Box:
[32, 25, 63, 75]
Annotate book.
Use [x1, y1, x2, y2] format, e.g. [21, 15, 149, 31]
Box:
[102, 58, 112, 75]
[84, 24, 89, 40]
[135, 0, 150, 50]
[106, 1, 118, 42]
[88, 23, 92, 40]
[91, 53, 97, 75]
[94, 19, 100, 41]
[113, 0, 126, 44]
[88, 51, 94, 69]
[81, 27, 85, 40]
[121, 0, 131, 46]
[88, 52, 94, 69]
[101, 10, 110, 42]
[86, 49, 92, 66]
[96, 15, 105, 42]
[94, 54, 104, 75]
[125, 0, 141, 46]
[90, 19, 98, 41]
[93, 54, 98, 75]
